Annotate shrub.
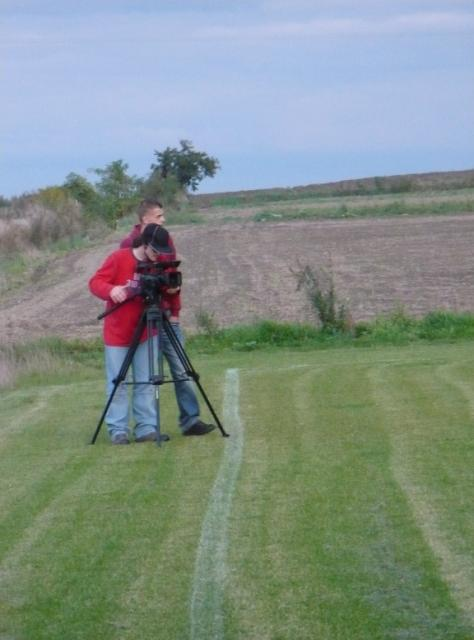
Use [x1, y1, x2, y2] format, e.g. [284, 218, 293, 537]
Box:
[195, 308, 219, 337]
[354, 308, 417, 343]
[0, 191, 85, 254]
[292, 263, 352, 333]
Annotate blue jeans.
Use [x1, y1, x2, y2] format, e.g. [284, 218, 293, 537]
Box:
[162, 322, 200, 431]
[104, 324, 200, 440]
[105, 340, 159, 441]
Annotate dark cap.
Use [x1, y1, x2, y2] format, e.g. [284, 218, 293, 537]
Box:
[142, 223, 173, 254]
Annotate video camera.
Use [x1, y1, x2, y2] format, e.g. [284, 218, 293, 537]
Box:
[136, 260, 182, 301]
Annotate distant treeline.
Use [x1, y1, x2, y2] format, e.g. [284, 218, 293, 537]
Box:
[192, 169, 474, 208]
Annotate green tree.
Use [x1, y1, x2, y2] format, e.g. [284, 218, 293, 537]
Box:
[63, 173, 99, 213]
[140, 172, 182, 207]
[91, 160, 142, 226]
[92, 160, 141, 200]
[148, 140, 219, 194]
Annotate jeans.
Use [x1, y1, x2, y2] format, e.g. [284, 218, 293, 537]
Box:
[104, 323, 200, 440]
[162, 323, 200, 431]
[105, 339, 159, 440]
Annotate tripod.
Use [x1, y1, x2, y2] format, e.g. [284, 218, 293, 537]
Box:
[90, 294, 229, 446]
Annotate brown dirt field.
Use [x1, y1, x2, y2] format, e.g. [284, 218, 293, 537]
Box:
[1, 213, 474, 345]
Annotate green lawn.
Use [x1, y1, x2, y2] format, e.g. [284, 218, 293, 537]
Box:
[1, 343, 473, 639]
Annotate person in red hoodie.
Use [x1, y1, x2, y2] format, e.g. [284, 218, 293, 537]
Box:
[120, 198, 175, 251]
[89, 223, 215, 445]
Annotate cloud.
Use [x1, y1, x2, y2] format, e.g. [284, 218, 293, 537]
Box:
[3, 9, 473, 52]
[197, 12, 474, 40]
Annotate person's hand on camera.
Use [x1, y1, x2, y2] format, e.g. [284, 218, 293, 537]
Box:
[110, 285, 128, 303]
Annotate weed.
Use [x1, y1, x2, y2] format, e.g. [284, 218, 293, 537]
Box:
[292, 263, 352, 333]
[195, 308, 219, 336]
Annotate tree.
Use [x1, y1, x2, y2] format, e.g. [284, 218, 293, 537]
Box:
[92, 159, 142, 201]
[148, 140, 220, 193]
[63, 173, 98, 212]
[140, 172, 182, 207]
[91, 160, 142, 225]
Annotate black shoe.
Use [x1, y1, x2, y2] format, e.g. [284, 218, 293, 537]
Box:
[135, 431, 170, 443]
[112, 433, 130, 445]
[183, 420, 216, 436]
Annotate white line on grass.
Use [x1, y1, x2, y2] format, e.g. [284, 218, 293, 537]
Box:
[190, 368, 243, 640]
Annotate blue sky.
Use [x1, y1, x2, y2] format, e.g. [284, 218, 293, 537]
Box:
[2, 1, 473, 197]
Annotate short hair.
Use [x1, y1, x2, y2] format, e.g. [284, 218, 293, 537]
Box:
[137, 198, 164, 220]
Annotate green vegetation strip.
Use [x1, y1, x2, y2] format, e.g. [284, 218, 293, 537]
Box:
[253, 198, 474, 222]
[188, 311, 474, 353]
[1, 341, 473, 638]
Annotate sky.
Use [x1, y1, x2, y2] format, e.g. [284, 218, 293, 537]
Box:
[1, 1, 473, 197]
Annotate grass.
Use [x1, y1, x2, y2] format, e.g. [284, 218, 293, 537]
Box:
[188, 312, 474, 353]
[225, 345, 474, 639]
[3, 311, 474, 388]
[253, 198, 474, 222]
[0, 340, 474, 638]
[204, 184, 474, 209]
[0, 233, 103, 297]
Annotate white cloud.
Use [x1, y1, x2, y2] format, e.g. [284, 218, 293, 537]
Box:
[197, 12, 474, 40]
[2, 9, 473, 53]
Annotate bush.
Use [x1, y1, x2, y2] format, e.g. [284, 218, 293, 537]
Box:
[418, 311, 474, 340]
[354, 308, 417, 343]
[0, 191, 85, 254]
[354, 309, 474, 344]
[292, 264, 352, 333]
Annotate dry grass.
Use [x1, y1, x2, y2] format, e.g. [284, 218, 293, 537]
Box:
[0, 194, 84, 255]
[0, 344, 64, 389]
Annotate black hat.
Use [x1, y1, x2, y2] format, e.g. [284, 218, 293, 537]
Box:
[142, 224, 173, 254]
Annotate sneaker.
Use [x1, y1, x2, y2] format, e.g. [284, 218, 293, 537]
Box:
[112, 433, 130, 445]
[183, 420, 216, 436]
[135, 431, 170, 443]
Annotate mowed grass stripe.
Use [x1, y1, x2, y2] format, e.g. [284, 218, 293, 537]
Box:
[1, 346, 473, 639]
[0, 369, 227, 640]
[0, 384, 71, 450]
[369, 357, 474, 627]
[190, 368, 244, 640]
[224, 351, 472, 639]
[0, 382, 110, 560]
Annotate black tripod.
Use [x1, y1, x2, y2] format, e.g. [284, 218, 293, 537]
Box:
[90, 294, 229, 446]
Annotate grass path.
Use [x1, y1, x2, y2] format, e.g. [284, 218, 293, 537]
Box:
[0, 345, 473, 639]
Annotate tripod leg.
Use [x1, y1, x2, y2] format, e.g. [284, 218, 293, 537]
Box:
[132, 328, 163, 447]
[163, 318, 229, 438]
[90, 377, 125, 444]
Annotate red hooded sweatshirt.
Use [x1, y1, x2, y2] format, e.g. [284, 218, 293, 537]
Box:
[89, 248, 181, 346]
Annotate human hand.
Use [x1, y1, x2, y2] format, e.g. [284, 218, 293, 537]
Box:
[169, 316, 180, 323]
[110, 285, 128, 303]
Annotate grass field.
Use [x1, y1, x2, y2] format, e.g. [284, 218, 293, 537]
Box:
[1, 342, 474, 639]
